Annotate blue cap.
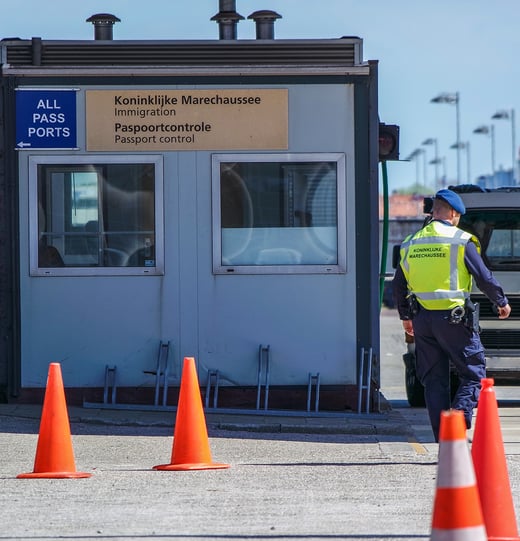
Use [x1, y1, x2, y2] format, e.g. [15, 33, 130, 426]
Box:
[435, 189, 465, 215]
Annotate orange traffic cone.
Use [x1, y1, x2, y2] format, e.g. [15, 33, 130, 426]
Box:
[17, 363, 91, 479]
[472, 378, 520, 541]
[430, 409, 487, 541]
[153, 357, 229, 471]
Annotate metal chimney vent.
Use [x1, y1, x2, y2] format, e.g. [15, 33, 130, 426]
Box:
[248, 10, 282, 40]
[86, 13, 121, 41]
[211, 0, 244, 40]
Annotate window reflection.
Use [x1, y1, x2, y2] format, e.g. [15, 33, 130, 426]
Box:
[38, 163, 156, 268]
[220, 161, 338, 266]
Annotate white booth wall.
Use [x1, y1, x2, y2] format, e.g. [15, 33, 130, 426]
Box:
[18, 83, 357, 390]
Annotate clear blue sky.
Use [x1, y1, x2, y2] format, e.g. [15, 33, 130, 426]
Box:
[3, 0, 520, 192]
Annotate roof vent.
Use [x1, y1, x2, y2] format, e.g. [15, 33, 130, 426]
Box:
[211, 0, 244, 40]
[248, 10, 282, 40]
[86, 13, 121, 40]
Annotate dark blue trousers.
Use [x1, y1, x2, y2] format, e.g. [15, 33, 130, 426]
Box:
[412, 307, 486, 442]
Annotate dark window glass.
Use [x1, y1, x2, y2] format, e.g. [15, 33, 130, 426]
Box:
[219, 161, 338, 266]
[460, 210, 520, 270]
[38, 163, 156, 268]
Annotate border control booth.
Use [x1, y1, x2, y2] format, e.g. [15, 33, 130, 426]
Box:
[0, 7, 381, 413]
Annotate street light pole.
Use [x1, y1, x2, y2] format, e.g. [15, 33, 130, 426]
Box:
[513, 109, 516, 183]
[513, 109, 516, 184]
[405, 148, 422, 185]
[431, 92, 461, 183]
[429, 156, 447, 188]
[466, 141, 471, 184]
[421, 148, 427, 185]
[492, 108, 517, 184]
[422, 137, 438, 188]
[456, 94, 461, 182]
[473, 124, 495, 175]
[450, 141, 470, 183]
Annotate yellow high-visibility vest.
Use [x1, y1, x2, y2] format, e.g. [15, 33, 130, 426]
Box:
[400, 220, 480, 310]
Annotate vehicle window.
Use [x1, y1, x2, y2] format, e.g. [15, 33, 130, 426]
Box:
[212, 153, 346, 274]
[30, 156, 164, 276]
[460, 210, 520, 270]
[487, 229, 520, 263]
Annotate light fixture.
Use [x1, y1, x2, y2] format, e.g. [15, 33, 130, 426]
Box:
[473, 124, 495, 174]
[492, 109, 516, 184]
[431, 92, 461, 183]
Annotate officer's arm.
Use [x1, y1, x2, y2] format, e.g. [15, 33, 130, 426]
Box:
[464, 241, 510, 310]
[392, 265, 412, 320]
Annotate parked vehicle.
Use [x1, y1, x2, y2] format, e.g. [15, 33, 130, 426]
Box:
[394, 185, 520, 407]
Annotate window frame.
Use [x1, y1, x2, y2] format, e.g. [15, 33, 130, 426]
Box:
[29, 154, 164, 277]
[211, 153, 347, 275]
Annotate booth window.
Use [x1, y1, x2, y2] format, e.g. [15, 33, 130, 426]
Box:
[212, 153, 346, 274]
[29, 155, 163, 276]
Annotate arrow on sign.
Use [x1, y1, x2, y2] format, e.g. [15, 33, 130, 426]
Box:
[17, 141, 31, 148]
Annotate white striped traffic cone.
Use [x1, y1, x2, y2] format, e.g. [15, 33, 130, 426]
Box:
[430, 409, 487, 541]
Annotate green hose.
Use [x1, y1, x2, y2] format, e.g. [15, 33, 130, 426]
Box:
[379, 160, 389, 309]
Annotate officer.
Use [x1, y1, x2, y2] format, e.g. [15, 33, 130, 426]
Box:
[392, 188, 511, 441]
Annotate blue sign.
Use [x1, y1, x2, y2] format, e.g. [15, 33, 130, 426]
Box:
[16, 89, 77, 149]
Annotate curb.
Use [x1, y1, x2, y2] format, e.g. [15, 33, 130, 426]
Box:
[0, 403, 414, 436]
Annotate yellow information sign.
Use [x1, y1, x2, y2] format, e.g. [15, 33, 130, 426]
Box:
[86, 89, 288, 151]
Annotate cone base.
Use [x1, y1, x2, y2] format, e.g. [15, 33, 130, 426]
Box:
[153, 462, 230, 471]
[487, 537, 520, 541]
[17, 471, 92, 479]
